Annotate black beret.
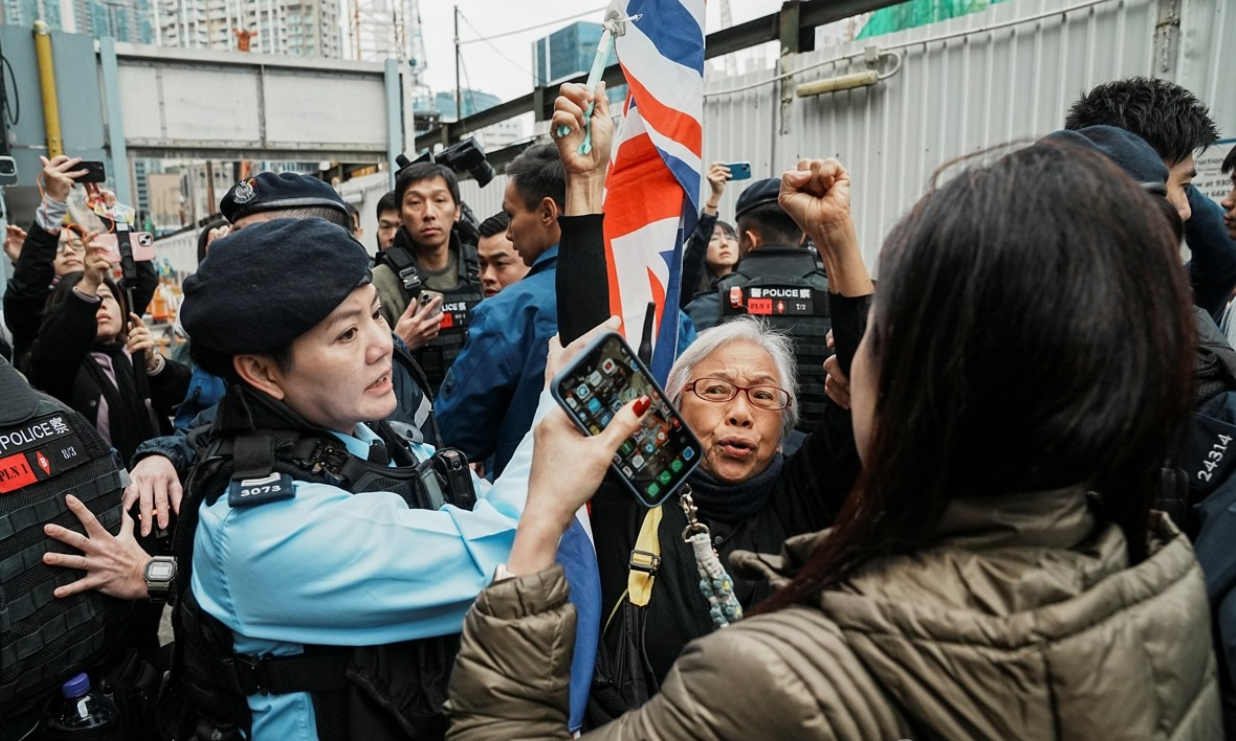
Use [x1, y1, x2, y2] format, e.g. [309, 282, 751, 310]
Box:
[734, 177, 783, 218]
[220, 172, 349, 223]
[180, 218, 373, 355]
[1040, 126, 1170, 195]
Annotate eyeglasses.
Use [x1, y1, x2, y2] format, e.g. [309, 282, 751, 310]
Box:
[684, 377, 792, 411]
[56, 241, 86, 255]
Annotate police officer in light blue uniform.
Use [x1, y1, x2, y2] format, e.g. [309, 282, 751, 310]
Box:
[173, 218, 563, 741]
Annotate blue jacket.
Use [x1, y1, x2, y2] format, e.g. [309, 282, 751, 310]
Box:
[436, 246, 558, 478]
[174, 366, 227, 432]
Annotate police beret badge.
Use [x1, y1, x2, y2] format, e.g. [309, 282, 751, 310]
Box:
[231, 179, 256, 204]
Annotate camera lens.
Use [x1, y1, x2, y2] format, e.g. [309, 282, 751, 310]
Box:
[469, 161, 495, 188]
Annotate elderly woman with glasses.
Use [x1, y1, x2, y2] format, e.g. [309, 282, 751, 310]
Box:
[587, 311, 864, 700]
[529, 85, 871, 722]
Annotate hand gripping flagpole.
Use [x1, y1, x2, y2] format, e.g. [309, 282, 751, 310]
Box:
[554, 6, 641, 155]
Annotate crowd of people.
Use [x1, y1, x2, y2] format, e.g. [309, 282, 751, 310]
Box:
[4, 74, 1236, 740]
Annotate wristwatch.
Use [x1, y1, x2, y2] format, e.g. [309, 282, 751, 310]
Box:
[144, 556, 177, 603]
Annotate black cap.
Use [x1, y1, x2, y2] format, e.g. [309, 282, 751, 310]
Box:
[734, 177, 782, 218]
[1040, 126, 1170, 195]
[180, 218, 372, 356]
[220, 172, 349, 224]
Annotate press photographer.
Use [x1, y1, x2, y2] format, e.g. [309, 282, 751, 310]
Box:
[371, 137, 494, 395]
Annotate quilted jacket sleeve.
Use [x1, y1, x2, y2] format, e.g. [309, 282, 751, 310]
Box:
[446, 566, 911, 741]
[446, 565, 578, 741]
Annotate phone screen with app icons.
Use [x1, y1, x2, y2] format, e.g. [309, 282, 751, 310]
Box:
[551, 332, 702, 507]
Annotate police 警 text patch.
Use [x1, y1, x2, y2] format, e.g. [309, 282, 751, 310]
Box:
[0, 414, 88, 494]
[743, 287, 815, 316]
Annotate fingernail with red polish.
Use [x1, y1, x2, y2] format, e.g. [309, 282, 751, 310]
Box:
[633, 396, 651, 416]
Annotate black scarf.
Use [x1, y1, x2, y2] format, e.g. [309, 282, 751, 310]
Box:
[82, 339, 154, 463]
[686, 453, 785, 523]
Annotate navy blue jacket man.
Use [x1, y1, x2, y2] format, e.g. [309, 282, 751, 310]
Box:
[435, 144, 565, 478]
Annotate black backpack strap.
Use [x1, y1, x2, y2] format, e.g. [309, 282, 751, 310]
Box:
[459, 240, 480, 283]
[377, 242, 425, 298]
[231, 432, 275, 481]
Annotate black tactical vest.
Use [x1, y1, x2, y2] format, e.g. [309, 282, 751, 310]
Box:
[0, 358, 134, 723]
[718, 248, 833, 432]
[377, 230, 483, 397]
[168, 388, 465, 741]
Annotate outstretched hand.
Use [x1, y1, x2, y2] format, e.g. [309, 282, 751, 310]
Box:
[4, 224, 26, 262]
[509, 392, 650, 577]
[43, 495, 150, 601]
[40, 155, 87, 203]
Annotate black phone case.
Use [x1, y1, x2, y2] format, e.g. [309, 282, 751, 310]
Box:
[79, 161, 107, 183]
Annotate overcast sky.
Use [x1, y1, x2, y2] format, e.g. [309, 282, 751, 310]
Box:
[414, 0, 786, 102]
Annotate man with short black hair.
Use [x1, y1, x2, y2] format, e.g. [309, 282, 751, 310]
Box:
[1065, 76, 1218, 220]
[434, 144, 563, 478]
[375, 190, 400, 250]
[475, 211, 529, 298]
[371, 163, 484, 395]
[1065, 77, 1236, 319]
[684, 177, 832, 437]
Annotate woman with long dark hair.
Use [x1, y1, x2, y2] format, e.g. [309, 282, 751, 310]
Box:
[445, 141, 1220, 739]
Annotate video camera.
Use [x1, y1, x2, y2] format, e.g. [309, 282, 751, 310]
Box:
[395, 137, 495, 188]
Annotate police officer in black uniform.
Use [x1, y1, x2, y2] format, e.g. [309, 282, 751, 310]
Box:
[685, 178, 833, 438]
[0, 356, 156, 740]
[371, 163, 484, 396]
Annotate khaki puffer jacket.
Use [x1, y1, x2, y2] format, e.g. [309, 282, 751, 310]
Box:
[446, 488, 1221, 740]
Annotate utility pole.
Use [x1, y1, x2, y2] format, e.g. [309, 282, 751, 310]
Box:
[454, 5, 461, 121]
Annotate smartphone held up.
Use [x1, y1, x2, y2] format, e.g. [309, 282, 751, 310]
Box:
[551, 332, 702, 507]
[94, 232, 157, 264]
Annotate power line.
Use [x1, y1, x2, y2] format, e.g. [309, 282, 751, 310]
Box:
[457, 10, 532, 77]
[458, 5, 606, 45]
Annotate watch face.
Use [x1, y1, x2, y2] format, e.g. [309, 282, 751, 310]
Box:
[147, 561, 175, 581]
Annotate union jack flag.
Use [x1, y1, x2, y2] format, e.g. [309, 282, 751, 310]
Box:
[605, 0, 705, 382]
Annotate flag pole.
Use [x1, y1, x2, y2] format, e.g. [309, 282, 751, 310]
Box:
[555, 9, 639, 154]
[555, 28, 614, 155]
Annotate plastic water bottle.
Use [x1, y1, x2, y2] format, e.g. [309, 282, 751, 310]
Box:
[55, 673, 117, 732]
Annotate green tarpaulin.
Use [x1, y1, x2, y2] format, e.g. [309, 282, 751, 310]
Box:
[858, 0, 1016, 39]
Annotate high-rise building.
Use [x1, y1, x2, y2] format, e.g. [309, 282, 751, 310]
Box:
[1, 0, 64, 30]
[156, 0, 341, 57]
[76, 0, 156, 42]
[435, 89, 499, 121]
[532, 21, 626, 105]
[2, 0, 154, 42]
[434, 89, 521, 151]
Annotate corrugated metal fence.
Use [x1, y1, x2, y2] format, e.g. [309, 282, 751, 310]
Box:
[459, 0, 1235, 273]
